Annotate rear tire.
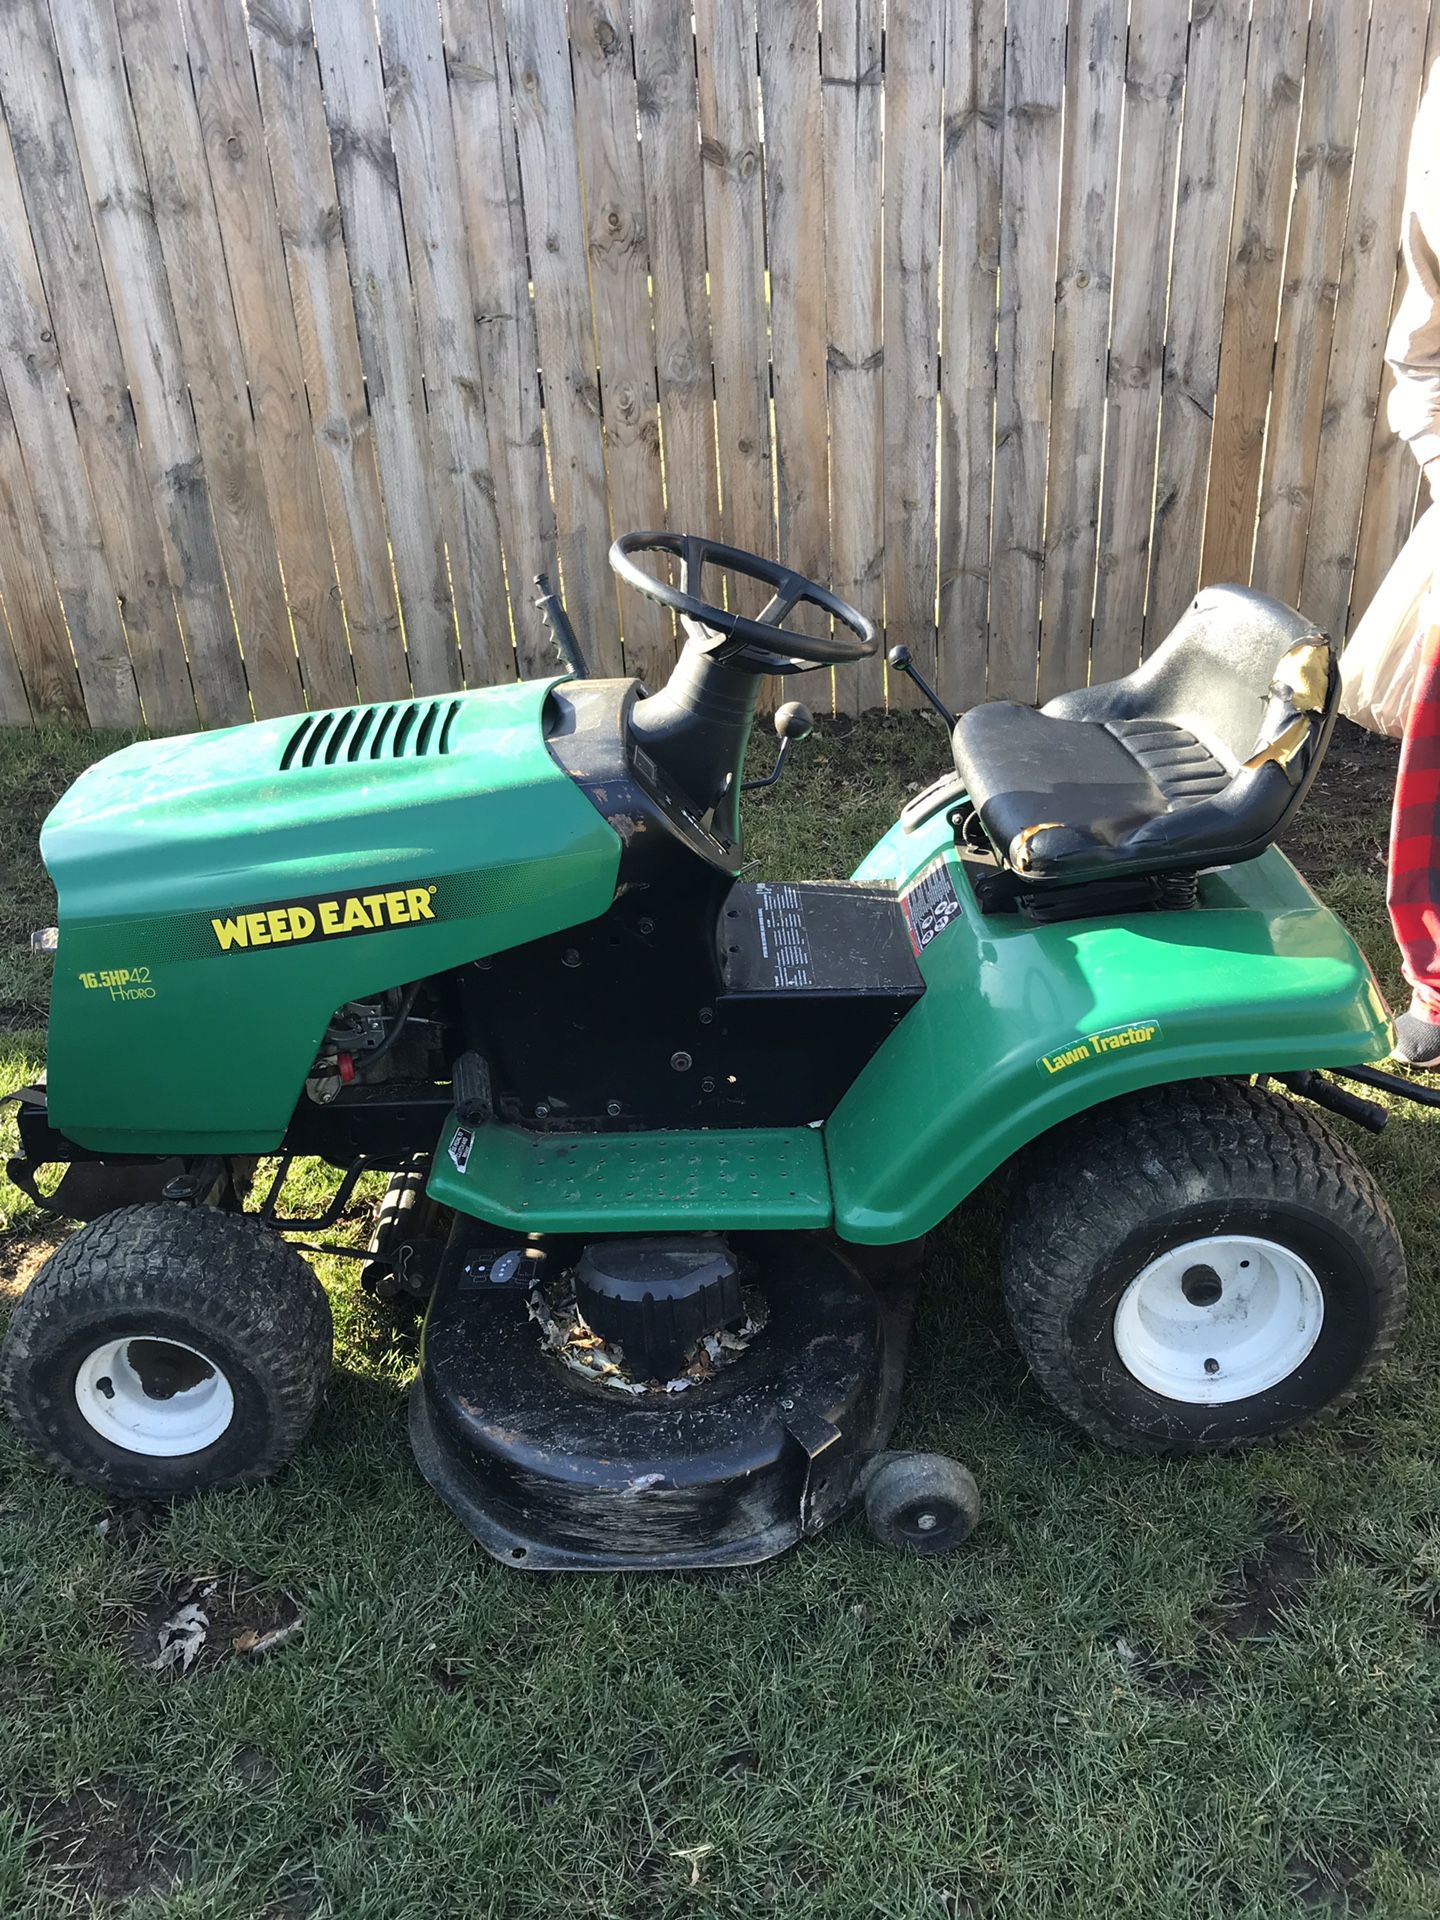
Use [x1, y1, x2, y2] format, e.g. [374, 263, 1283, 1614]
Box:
[0, 1203, 332, 1498]
[1001, 1079, 1406, 1454]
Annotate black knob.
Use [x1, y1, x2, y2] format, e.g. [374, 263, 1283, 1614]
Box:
[774, 700, 814, 742]
[887, 644, 912, 670]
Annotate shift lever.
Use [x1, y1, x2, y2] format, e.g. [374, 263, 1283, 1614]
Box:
[742, 701, 813, 792]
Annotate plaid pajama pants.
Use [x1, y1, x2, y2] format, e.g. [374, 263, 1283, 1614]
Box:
[1389, 615, 1440, 1017]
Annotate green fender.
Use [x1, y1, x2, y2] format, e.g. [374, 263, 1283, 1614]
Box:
[824, 809, 1392, 1245]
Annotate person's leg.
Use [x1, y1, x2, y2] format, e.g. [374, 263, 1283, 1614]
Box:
[1387, 617, 1440, 1063]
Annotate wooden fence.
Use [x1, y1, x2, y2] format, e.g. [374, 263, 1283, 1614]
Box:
[0, 0, 1433, 731]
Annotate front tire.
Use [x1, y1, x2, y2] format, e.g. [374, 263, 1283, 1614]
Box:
[0, 1204, 332, 1498]
[1001, 1079, 1406, 1453]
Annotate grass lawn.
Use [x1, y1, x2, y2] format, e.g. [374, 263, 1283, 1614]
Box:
[0, 713, 1437, 1920]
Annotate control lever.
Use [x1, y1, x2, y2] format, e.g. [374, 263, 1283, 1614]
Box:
[532, 571, 589, 678]
[887, 645, 955, 727]
[743, 701, 813, 793]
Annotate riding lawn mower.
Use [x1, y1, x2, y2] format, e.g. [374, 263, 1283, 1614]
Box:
[0, 532, 1425, 1568]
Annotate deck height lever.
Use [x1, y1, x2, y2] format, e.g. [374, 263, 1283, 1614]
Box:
[886, 646, 955, 727]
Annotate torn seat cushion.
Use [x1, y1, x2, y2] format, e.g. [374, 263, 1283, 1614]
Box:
[952, 584, 1338, 884]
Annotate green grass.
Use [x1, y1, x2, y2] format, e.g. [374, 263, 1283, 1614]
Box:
[0, 715, 1438, 1920]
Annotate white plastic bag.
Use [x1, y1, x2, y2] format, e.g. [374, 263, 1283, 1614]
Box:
[1339, 504, 1437, 739]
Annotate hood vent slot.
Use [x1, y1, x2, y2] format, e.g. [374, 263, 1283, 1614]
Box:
[281, 699, 461, 771]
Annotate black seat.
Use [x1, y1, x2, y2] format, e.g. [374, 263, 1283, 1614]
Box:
[951, 585, 1338, 887]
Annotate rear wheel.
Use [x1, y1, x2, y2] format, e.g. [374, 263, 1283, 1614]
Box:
[0, 1203, 332, 1497]
[1002, 1079, 1406, 1453]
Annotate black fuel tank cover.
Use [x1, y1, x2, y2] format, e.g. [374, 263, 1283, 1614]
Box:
[574, 1235, 744, 1380]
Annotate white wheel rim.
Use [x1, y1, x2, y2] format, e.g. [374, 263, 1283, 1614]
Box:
[74, 1336, 235, 1457]
[1112, 1235, 1324, 1405]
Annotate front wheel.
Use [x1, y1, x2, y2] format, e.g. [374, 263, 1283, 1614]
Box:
[1001, 1079, 1406, 1454]
[0, 1203, 332, 1498]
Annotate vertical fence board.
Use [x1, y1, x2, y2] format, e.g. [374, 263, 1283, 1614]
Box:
[1036, 0, 1123, 702]
[376, 0, 513, 687]
[245, 0, 408, 703]
[937, 0, 1004, 714]
[505, 0, 621, 672]
[881, 0, 942, 702]
[823, 0, 884, 713]
[1201, 0, 1308, 592]
[1144, 0, 1250, 648]
[442, 0, 558, 677]
[0, 583, 31, 722]
[1301, 7, 1432, 643]
[1251, 0, 1370, 612]
[1091, 0, 1187, 681]
[0, 116, 137, 727]
[694, 0, 772, 574]
[567, 0, 668, 683]
[49, 0, 249, 725]
[990, 0, 1064, 701]
[0, 2, 194, 730]
[183, 0, 356, 710]
[0, 371, 81, 717]
[311, 0, 459, 695]
[634, 0, 717, 546]
[759, 1, 828, 595]
[112, 0, 301, 718]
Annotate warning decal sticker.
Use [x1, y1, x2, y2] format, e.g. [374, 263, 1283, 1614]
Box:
[900, 859, 962, 955]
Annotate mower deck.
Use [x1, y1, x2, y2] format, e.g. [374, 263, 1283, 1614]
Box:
[410, 1220, 912, 1571]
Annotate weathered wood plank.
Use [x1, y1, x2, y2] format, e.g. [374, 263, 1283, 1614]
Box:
[1091, 0, 1187, 682]
[1300, 7, 1431, 643]
[880, 0, 942, 705]
[0, 369, 80, 717]
[1143, 0, 1250, 649]
[182, 0, 355, 709]
[310, 0, 459, 695]
[567, 0, 668, 685]
[1200, 0, 1308, 592]
[111, 0, 302, 718]
[47, 0, 250, 726]
[0, 575, 31, 722]
[694, 0, 772, 570]
[0, 114, 137, 727]
[0, 0, 194, 730]
[634, 0, 716, 549]
[504, 0, 621, 673]
[1251, 0, 1369, 612]
[376, 0, 513, 688]
[441, 0, 557, 677]
[1035, 0, 1123, 701]
[759, 3, 828, 596]
[990, 0, 1064, 700]
[245, 0, 408, 703]
[823, 0, 884, 712]
[937, 0, 1004, 715]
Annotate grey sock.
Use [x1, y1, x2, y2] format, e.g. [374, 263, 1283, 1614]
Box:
[1393, 1007, 1440, 1067]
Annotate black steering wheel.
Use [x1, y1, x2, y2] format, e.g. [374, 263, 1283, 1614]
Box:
[609, 531, 878, 674]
